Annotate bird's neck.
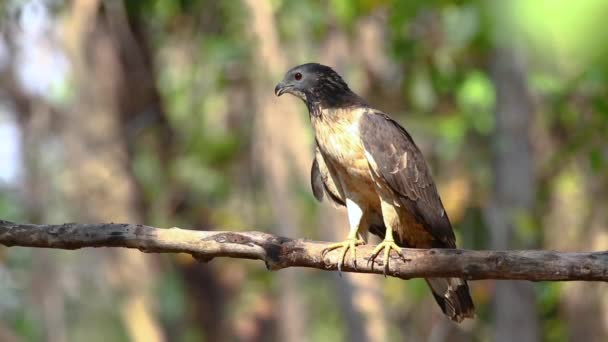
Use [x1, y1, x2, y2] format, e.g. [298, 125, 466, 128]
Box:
[306, 100, 323, 117]
[305, 89, 366, 118]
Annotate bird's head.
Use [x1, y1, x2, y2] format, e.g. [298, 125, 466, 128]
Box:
[275, 63, 364, 112]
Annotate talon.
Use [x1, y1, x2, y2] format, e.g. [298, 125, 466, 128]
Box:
[368, 240, 403, 276]
[322, 238, 365, 272]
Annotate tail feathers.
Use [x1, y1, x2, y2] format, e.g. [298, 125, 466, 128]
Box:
[426, 278, 475, 323]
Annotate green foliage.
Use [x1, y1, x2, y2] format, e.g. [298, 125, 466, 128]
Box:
[0, 192, 23, 222]
[538, 282, 568, 342]
[457, 70, 494, 134]
[303, 274, 347, 341]
[157, 271, 187, 327]
[4, 0, 608, 340]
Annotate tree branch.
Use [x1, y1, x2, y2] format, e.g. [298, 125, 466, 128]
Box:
[0, 220, 606, 281]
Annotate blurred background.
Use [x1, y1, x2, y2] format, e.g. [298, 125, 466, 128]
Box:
[0, 0, 607, 341]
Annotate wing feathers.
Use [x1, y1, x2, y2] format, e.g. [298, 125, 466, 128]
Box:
[310, 146, 345, 207]
[310, 158, 325, 202]
[359, 110, 456, 247]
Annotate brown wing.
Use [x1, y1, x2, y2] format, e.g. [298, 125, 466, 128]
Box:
[310, 146, 345, 206]
[359, 110, 455, 248]
[310, 157, 325, 202]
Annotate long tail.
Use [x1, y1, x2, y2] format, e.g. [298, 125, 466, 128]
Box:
[368, 223, 475, 322]
[426, 278, 475, 322]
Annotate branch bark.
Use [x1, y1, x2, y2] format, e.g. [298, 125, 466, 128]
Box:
[0, 220, 606, 281]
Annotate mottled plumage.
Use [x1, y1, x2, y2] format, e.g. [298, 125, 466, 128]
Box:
[276, 63, 474, 322]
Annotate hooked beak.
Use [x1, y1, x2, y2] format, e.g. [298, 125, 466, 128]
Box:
[274, 82, 291, 96]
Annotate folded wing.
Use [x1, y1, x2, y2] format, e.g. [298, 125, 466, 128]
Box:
[359, 110, 455, 248]
[310, 146, 345, 206]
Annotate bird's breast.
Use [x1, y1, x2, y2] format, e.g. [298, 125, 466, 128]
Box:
[312, 108, 371, 180]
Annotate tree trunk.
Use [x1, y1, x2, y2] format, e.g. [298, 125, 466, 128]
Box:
[243, 1, 309, 341]
[61, 1, 165, 341]
[488, 47, 540, 342]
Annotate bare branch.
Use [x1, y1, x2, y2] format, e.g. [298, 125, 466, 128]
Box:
[0, 220, 606, 281]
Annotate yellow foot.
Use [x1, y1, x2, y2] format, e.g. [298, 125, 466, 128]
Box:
[368, 240, 404, 276]
[322, 238, 365, 273]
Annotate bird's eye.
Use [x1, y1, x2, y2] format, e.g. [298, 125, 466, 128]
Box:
[294, 72, 302, 81]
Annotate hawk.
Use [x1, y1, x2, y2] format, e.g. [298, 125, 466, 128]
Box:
[275, 63, 475, 322]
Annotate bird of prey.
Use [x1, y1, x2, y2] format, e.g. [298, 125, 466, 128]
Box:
[275, 63, 475, 322]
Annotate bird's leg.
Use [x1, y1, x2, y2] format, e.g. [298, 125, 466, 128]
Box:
[322, 199, 365, 272]
[322, 227, 365, 272]
[369, 232, 403, 276]
[368, 198, 405, 276]
[368, 227, 404, 276]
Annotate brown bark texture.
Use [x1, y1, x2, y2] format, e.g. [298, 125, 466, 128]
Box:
[0, 220, 606, 282]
